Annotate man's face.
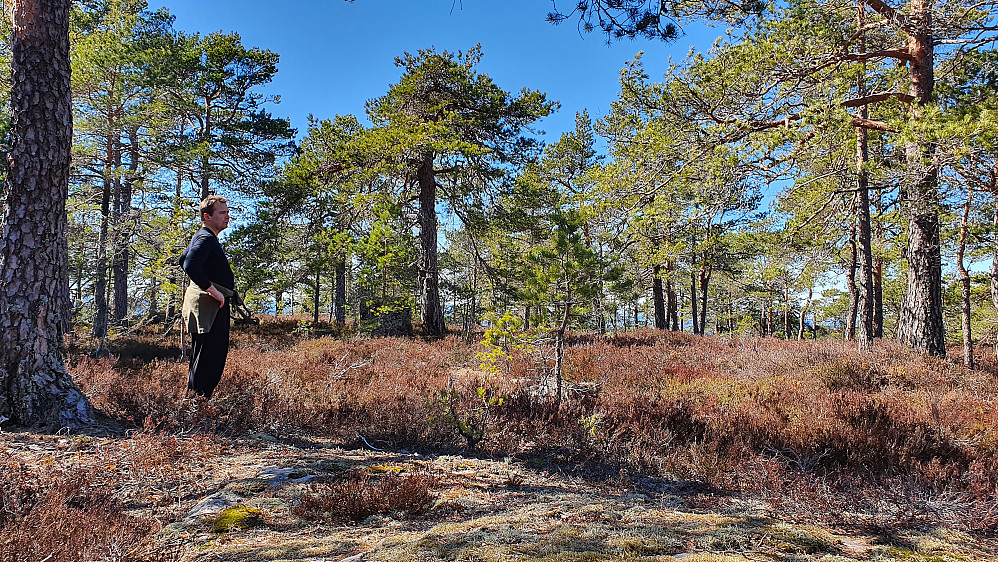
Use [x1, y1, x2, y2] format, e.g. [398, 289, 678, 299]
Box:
[203, 201, 230, 234]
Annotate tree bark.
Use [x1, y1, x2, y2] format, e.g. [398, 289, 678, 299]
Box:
[554, 294, 571, 409]
[112, 128, 137, 325]
[855, 5, 875, 351]
[845, 212, 859, 341]
[690, 270, 699, 335]
[417, 152, 446, 337]
[200, 104, 212, 199]
[798, 285, 813, 340]
[0, 0, 92, 427]
[312, 270, 320, 326]
[666, 260, 679, 330]
[783, 285, 791, 339]
[873, 256, 884, 337]
[698, 267, 711, 336]
[991, 195, 998, 360]
[896, 0, 946, 356]
[652, 264, 667, 329]
[957, 189, 974, 369]
[335, 255, 347, 325]
[873, 178, 885, 338]
[855, 128, 875, 351]
[93, 135, 112, 345]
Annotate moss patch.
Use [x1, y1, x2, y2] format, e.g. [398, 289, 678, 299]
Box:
[213, 505, 263, 533]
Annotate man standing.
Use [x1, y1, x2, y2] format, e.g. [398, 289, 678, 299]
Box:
[181, 195, 234, 399]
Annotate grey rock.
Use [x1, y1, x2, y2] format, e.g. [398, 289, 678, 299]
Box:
[185, 491, 242, 522]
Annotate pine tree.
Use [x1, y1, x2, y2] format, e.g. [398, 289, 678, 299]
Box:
[0, 0, 93, 427]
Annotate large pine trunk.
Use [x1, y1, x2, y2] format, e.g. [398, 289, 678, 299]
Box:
[417, 152, 445, 337]
[897, 0, 946, 356]
[0, 0, 92, 427]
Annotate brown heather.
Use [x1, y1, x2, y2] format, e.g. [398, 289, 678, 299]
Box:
[51, 318, 998, 541]
[292, 468, 439, 522]
[0, 432, 218, 561]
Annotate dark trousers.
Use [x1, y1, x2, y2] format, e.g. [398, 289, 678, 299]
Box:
[188, 302, 230, 399]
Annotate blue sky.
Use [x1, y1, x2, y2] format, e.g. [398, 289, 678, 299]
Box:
[160, 0, 722, 144]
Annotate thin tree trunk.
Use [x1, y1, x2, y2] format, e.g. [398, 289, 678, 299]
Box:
[845, 210, 859, 341]
[167, 162, 183, 321]
[874, 256, 884, 338]
[148, 275, 159, 320]
[653, 264, 666, 329]
[957, 189, 974, 369]
[554, 293, 571, 410]
[783, 285, 791, 339]
[200, 106, 211, 200]
[335, 255, 346, 325]
[93, 135, 112, 347]
[992, 194, 998, 359]
[690, 270, 699, 335]
[677, 290, 684, 332]
[327, 267, 336, 324]
[312, 270, 320, 327]
[666, 260, 679, 330]
[767, 295, 774, 337]
[0, 0, 92, 427]
[698, 267, 711, 336]
[113, 128, 138, 325]
[112, 136, 132, 325]
[417, 152, 445, 337]
[798, 285, 813, 341]
[855, 2, 875, 351]
[874, 179, 885, 338]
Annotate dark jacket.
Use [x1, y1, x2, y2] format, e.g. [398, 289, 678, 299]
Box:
[180, 227, 235, 334]
[181, 227, 234, 292]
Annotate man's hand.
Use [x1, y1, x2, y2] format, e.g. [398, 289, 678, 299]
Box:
[206, 285, 225, 306]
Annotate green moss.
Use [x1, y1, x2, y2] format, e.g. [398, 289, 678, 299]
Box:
[212, 505, 263, 533]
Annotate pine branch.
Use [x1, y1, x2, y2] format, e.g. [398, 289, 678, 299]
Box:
[841, 91, 915, 107]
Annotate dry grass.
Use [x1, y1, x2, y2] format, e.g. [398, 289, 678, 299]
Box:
[56, 320, 998, 542]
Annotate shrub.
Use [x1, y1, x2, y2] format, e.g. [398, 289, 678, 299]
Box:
[291, 469, 437, 522]
[0, 453, 171, 562]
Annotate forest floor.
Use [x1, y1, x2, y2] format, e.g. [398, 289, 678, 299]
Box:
[4, 319, 997, 561]
[2, 426, 994, 562]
